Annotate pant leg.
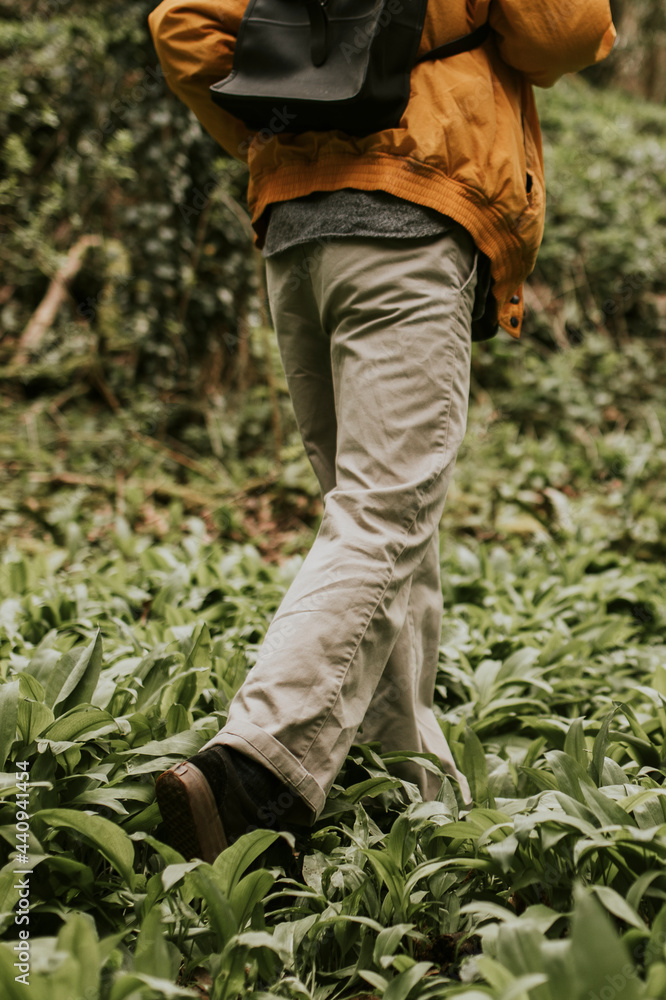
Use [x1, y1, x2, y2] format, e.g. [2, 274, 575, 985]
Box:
[203, 227, 477, 818]
[355, 531, 458, 801]
[250, 240, 463, 803]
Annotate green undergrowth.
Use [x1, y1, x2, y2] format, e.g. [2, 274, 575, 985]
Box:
[2, 367, 666, 997]
[1, 58, 666, 1000]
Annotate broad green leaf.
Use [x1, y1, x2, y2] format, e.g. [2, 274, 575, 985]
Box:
[591, 708, 616, 785]
[359, 970, 389, 994]
[109, 972, 197, 1000]
[135, 905, 176, 979]
[161, 861, 201, 892]
[386, 813, 417, 870]
[118, 731, 208, 759]
[591, 885, 647, 931]
[544, 750, 594, 802]
[17, 671, 45, 702]
[57, 913, 100, 999]
[17, 698, 54, 743]
[383, 961, 435, 1000]
[0, 681, 20, 769]
[192, 867, 238, 944]
[626, 869, 666, 913]
[343, 775, 402, 804]
[0, 946, 31, 1000]
[362, 849, 407, 921]
[212, 827, 290, 896]
[570, 885, 643, 1000]
[44, 630, 103, 714]
[563, 717, 587, 769]
[374, 924, 416, 965]
[43, 708, 116, 743]
[404, 859, 456, 896]
[34, 808, 135, 886]
[463, 726, 489, 805]
[579, 783, 633, 828]
[229, 867, 276, 926]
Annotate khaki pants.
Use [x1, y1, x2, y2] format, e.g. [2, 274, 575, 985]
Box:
[204, 225, 477, 818]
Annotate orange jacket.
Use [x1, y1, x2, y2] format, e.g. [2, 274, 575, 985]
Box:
[148, 0, 615, 339]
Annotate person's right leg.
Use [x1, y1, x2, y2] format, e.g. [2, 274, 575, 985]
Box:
[262, 241, 465, 799]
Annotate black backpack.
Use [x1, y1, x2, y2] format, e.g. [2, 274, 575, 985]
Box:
[210, 0, 490, 137]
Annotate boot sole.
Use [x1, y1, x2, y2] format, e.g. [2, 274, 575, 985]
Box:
[155, 762, 228, 864]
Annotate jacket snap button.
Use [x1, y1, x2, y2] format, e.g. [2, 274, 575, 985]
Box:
[510, 295, 520, 304]
[510, 316, 519, 328]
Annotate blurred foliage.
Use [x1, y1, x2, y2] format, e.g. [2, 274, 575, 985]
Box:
[583, 0, 666, 101]
[0, 0, 257, 395]
[531, 79, 666, 347]
[0, 0, 665, 411]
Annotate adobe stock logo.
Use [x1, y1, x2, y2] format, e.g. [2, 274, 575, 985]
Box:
[238, 106, 298, 159]
[340, 0, 404, 64]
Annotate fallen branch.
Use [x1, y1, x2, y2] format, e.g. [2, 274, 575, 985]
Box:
[14, 235, 102, 366]
[26, 468, 280, 509]
[28, 470, 226, 509]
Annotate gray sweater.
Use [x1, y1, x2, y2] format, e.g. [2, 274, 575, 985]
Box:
[262, 188, 451, 256]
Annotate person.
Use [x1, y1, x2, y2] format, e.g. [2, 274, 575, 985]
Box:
[147, 0, 616, 862]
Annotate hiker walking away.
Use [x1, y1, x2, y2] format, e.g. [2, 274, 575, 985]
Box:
[148, 0, 616, 862]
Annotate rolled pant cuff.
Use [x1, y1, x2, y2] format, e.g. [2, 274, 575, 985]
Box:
[202, 722, 326, 823]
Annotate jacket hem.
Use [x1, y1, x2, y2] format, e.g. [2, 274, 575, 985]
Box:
[248, 152, 530, 338]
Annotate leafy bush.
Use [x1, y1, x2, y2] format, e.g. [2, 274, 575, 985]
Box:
[0, 0, 255, 390]
[530, 78, 666, 345]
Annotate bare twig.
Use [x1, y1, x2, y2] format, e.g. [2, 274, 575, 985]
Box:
[15, 235, 102, 365]
[128, 429, 220, 480]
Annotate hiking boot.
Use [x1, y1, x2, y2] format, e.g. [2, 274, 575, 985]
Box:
[155, 745, 296, 864]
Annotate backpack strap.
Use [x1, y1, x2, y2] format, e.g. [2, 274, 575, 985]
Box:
[416, 21, 491, 64]
[305, 0, 329, 67]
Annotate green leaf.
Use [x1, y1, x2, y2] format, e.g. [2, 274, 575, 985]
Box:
[192, 867, 238, 944]
[135, 905, 175, 979]
[17, 698, 54, 744]
[110, 973, 197, 1000]
[0, 946, 30, 1000]
[463, 726, 489, 806]
[57, 913, 100, 999]
[386, 813, 417, 870]
[626, 869, 666, 913]
[229, 868, 276, 926]
[374, 924, 416, 965]
[43, 708, 116, 743]
[563, 717, 587, 769]
[592, 708, 616, 785]
[383, 961, 435, 1000]
[44, 630, 103, 714]
[362, 849, 406, 922]
[0, 681, 19, 769]
[212, 827, 289, 896]
[544, 749, 595, 802]
[591, 885, 647, 932]
[33, 808, 135, 886]
[570, 884, 643, 1000]
[343, 775, 402, 804]
[579, 783, 632, 828]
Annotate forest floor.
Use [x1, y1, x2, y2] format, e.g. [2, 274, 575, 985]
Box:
[2, 327, 666, 999]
